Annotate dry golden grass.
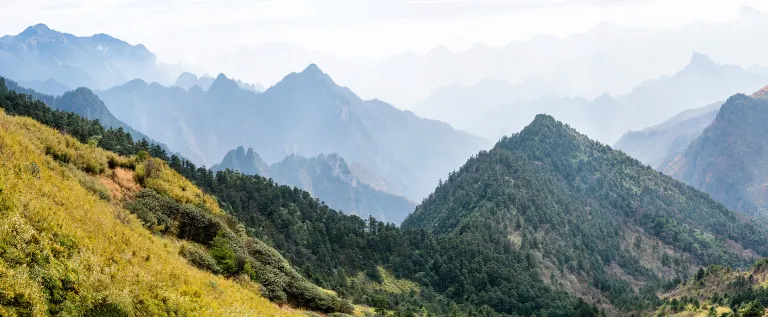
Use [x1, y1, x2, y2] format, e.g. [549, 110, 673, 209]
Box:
[0, 111, 304, 316]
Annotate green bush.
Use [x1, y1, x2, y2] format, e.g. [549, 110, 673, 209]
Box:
[84, 297, 129, 317]
[179, 243, 221, 274]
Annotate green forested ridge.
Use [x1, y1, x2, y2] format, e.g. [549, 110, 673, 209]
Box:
[404, 114, 768, 310]
[0, 77, 598, 316]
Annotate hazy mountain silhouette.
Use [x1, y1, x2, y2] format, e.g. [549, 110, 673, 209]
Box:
[173, 72, 264, 92]
[459, 52, 766, 144]
[0, 24, 169, 89]
[97, 65, 488, 200]
[614, 101, 722, 168]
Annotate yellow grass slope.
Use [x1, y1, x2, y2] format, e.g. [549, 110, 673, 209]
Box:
[0, 111, 303, 316]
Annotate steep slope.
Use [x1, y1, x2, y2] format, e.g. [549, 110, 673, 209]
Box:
[403, 114, 768, 311]
[614, 101, 722, 168]
[98, 64, 488, 200]
[213, 147, 416, 224]
[0, 24, 167, 89]
[661, 93, 768, 216]
[0, 78, 353, 315]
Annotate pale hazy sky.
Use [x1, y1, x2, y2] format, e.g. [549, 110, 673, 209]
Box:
[1, 0, 766, 75]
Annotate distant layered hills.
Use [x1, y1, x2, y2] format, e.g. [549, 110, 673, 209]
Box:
[173, 72, 265, 92]
[419, 52, 767, 144]
[661, 92, 768, 216]
[212, 146, 415, 224]
[403, 114, 768, 311]
[0, 24, 169, 89]
[614, 101, 722, 168]
[97, 65, 488, 200]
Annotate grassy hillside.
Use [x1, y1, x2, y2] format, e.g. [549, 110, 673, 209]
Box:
[0, 79, 353, 315]
[0, 111, 303, 316]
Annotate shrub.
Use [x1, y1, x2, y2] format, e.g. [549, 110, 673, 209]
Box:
[84, 298, 130, 317]
[179, 243, 222, 274]
[210, 231, 239, 275]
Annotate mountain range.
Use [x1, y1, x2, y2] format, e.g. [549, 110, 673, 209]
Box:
[212, 146, 416, 224]
[0, 24, 170, 89]
[173, 72, 265, 92]
[214, 7, 768, 109]
[96, 65, 488, 201]
[6, 20, 768, 316]
[434, 52, 767, 144]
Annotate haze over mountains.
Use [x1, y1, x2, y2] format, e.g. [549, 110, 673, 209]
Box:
[200, 6, 768, 110]
[614, 101, 722, 168]
[0, 24, 170, 89]
[422, 52, 767, 144]
[96, 64, 488, 201]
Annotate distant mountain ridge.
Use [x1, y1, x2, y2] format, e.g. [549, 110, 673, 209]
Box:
[97, 64, 489, 201]
[0, 24, 168, 89]
[661, 92, 768, 216]
[614, 101, 722, 168]
[212, 146, 416, 224]
[173, 72, 265, 92]
[463, 52, 767, 144]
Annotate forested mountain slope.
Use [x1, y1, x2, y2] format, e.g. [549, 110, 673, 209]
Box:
[403, 114, 768, 312]
[0, 78, 353, 315]
[661, 93, 768, 217]
[212, 147, 416, 224]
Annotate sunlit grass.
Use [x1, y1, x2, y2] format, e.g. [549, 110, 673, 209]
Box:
[0, 111, 304, 316]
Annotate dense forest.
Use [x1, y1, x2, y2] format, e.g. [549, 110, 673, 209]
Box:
[0, 78, 599, 316]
